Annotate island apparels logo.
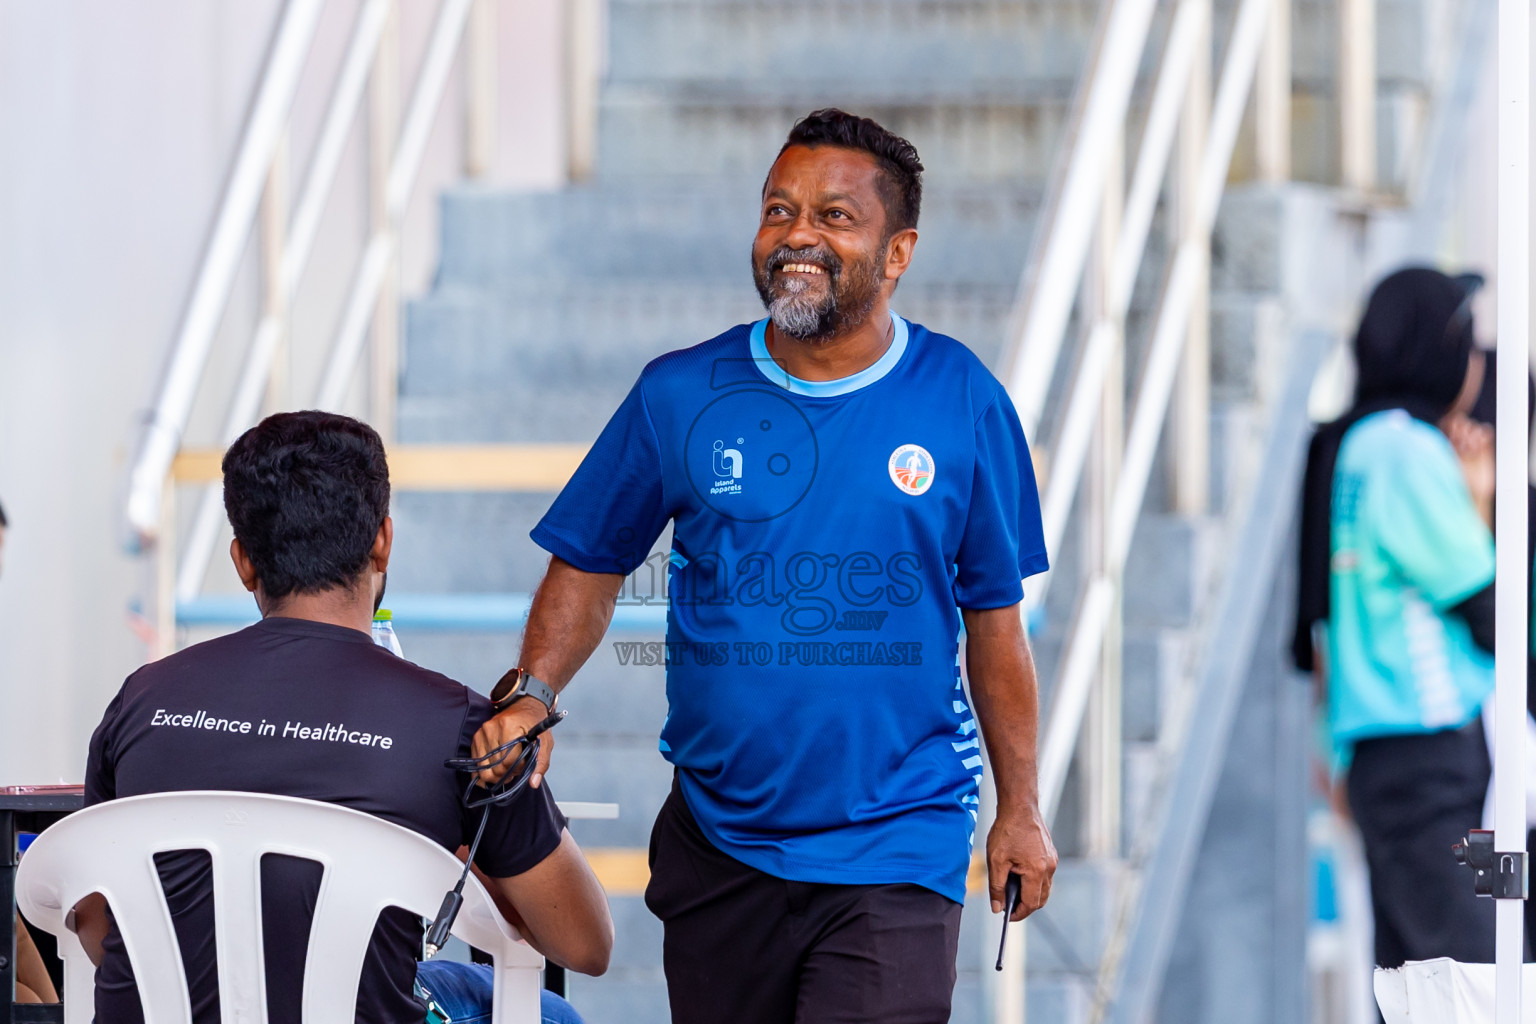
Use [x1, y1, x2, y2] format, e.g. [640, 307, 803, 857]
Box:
[710, 440, 743, 495]
[685, 385, 817, 521]
[607, 361, 940, 660]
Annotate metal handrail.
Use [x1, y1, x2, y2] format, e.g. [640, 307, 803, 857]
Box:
[124, 0, 324, 546]
[316, 0, 474, 408]
[164, 0, 475, 601]
[1027, 0, 1273, 823]
[175, 0, 394, 601]
[1003, 0, 1160, 443]
[991, 0, 1277, 1013]
[1031, 0, 1210, 598]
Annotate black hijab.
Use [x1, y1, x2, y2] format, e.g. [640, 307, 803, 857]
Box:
[1290, 267, 1480, 671]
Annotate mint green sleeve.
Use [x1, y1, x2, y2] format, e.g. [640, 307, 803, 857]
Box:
[1372, 432, 1495, 608]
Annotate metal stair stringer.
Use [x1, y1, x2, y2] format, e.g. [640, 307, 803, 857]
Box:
[1097, 326, 1330, 1024]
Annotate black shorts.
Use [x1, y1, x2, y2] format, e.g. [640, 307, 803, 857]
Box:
[644, 776, 963, 1024]
[1347, 719, 1495, 968]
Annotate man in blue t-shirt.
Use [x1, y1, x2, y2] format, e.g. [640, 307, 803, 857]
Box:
[473, 109, 1056, 1022]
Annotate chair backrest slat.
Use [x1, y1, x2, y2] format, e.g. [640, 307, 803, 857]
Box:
[103, 857, 196, 1024]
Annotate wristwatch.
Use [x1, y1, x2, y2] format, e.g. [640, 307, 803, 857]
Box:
[489, 667, 558, 715]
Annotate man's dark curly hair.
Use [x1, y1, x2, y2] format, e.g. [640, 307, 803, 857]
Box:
[222, 411, 390, 600]
[778, 108, 924, 236]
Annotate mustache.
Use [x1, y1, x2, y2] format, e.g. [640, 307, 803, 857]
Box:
[762, 245, 842, 277]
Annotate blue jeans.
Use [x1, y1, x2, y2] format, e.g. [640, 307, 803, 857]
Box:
[415, 960, 585, 1024]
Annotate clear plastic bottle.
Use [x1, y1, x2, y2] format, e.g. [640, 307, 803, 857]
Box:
[371, 609, 403, 657]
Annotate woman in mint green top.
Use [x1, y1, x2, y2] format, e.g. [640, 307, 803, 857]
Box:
[1326, 407, 1494, 748]
[1295, 267, 1496, 972]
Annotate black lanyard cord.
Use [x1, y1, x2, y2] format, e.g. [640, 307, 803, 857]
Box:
[424, 709, 567, 958]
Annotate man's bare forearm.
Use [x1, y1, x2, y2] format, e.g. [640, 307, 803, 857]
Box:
[964, 602, 1057, 918]
[471, 556, 628, 785]
[962, 604, 1041, 808]
[518, 556, 627, 690]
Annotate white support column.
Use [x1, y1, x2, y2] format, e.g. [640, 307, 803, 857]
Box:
[1492, 0, 1529, 1010]
[260, 131, 291, 414]
[981, 739, 1028, 1024]
[1172, 0, 1211, 516]
[1254, 0, 1290, 183]
[1084, 134, 1125, 860]
[465, 0, 497, 178]
[565, 0, 601, 181]
[369, 1, 401, 441]
[1338, 0, 1376, 191]
[155, 476, 177, 661]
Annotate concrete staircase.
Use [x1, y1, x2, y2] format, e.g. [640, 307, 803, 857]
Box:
[383, 2, 1410, 1021]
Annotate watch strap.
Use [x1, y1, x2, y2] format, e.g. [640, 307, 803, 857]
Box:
[490, 668, 557, 713]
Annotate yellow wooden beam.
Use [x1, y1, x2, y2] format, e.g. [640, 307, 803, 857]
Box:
[581, 847, 991, 899]
[583, 848, 651, 897]
[170, 449, 226, 484]
[173, 441, 1042, 494]
[171, 444, 589, 491]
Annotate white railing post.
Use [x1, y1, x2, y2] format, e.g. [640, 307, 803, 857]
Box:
[1492, 0, 1529, 1009]
[1255, 0, 1291, 182]
[318, 0, 473, 413]
[565, 0, 602, 181]
[370, 1, 401, 442]
[984, 742, 1028, 1024]
[1084, 136, 1126, 860]
[1172, 0, 1212, 517]
[465, 0, 497, 178]
[261, 131, 291, 414]
[173, 0, 395, 606]
[155, 476, 177, 660]
[1339, 0, 1377, 190]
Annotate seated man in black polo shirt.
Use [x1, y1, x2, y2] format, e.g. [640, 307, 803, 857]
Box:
[73, 411, 612, 1023]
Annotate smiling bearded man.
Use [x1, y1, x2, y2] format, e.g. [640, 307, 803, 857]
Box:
[468, 108, 1057, 1024]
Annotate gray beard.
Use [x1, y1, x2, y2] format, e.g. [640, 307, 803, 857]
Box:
[767, 275, 839, 341]
[754, 245, 886, 343]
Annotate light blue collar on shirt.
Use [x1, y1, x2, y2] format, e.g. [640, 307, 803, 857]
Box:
[749, 310, 909, 397]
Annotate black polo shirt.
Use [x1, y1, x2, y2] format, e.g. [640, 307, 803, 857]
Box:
[83, 616, 565, 1024]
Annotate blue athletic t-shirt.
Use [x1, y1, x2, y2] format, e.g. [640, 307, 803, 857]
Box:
[532, 313, 1049, 902]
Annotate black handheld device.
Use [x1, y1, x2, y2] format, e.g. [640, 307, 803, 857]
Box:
[994, 872, 1022, 971]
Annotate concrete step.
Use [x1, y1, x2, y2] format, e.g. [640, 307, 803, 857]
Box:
[432, 181, 1046, 290]
[1123, 738, 1165, 850]
[388, 492, 569, 593]
[1122, 627, 1192, 745]
[565, 966, 669, 1024]
[1121, 515, 1220, 630]
[1293, 0, 1451, 86]
[606, 0, 1105, 87]
[594, 83, 1088, 182]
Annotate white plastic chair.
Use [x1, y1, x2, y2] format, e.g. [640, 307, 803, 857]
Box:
[15, 791, 544, 1024]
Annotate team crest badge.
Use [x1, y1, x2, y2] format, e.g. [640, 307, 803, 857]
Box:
[888, 444, 935, 495]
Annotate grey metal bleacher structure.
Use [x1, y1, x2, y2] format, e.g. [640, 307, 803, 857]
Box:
[129, 0, 1491, 1021]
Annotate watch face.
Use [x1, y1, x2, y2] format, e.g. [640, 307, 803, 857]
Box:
[490, 668, 522, 705]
